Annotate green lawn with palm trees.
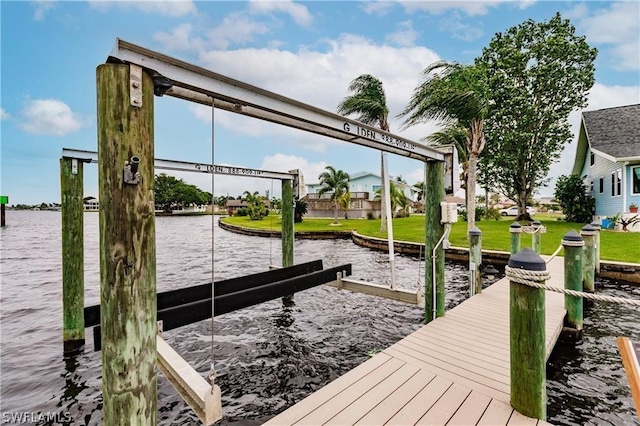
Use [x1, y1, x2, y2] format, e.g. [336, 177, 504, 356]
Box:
[221, 214, 639, 263]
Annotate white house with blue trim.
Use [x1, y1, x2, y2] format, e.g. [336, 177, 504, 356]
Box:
[571, 104, 640, 231]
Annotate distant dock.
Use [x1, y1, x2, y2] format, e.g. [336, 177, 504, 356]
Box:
[266, 257, 567, 425]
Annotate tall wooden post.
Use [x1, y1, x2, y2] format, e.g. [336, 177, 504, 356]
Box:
[469, 226, 482, 296]
[581, 224, 596, 293]
[563, 231, 584, 334]
[424, 160, 445, 323]
[531, 220, 542, 254]
[507, 248, 546, 420]
[281, 179, 294, 268]
[509, 221, 522, 256]
[97, 63, 157, 425]
[61, 158, 85, 354]
[590, 221, 601, 274]
[281, 179, 295, 305]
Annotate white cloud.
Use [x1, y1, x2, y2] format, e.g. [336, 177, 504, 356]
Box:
[249, 0, 313, 27]
[361, 1, 396, 16]
[32, 0, 55, 21]
[386, 20, 419, 47]
[401, 0, 508, 16]
[260, 153, 328, 185]
[154, 23, 205, 52]
[19, 99, 87, 136]
[439, 12, 484, 41]
[88, 0, 196, 17]
[206, 13, 270, 50]
[0, 108, 10, 120]
[577, 2, 640, 71]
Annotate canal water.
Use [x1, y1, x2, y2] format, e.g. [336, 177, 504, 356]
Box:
[0, 211, 638, 425]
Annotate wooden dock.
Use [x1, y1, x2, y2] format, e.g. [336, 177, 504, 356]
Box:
[265, 257, 567, 425]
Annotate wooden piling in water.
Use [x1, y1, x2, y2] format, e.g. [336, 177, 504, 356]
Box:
[97, 63, 157, 424]
[581, 224, 596, 293]
[469, 226, 482, 296]
[590, 221, 601, 274]
[281, 179, 294, 305]
[424, 161, 445, 322]
[0, 195, 7, 227]
[61, 158, 85, 354]
[563, 231, 584, 334]
[507, 248, 547, 420]
[509, 221, 521, 256]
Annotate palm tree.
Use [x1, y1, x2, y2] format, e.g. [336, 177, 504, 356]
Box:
[375, 181, 408, 217]
[338, 191, 351, 219]
[337, 74, 390, 232]
[400, 61, 489, 231]
[318, 166, 350, 224]
[424, 123, 470, 195]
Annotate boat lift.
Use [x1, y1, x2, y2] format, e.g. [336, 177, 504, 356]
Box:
[78, 38, 449, 425]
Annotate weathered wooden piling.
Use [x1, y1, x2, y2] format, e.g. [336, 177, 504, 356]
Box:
[563, 231, 584, 335]
[424, 161, 445, 322]
[590, 221, 601, 274]
[61, 158, 85, 354]
[581, 224, 596, 293]
[509, 221, 521, 256]
[97, 63, 157, 424]
[507, 248, 547, 420]
[281, 179, 294, 305]
[531, 220, 542, 254]
[469, 226, 482, 296]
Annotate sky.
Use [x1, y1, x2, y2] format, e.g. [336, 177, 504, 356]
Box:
[1, 0, 639, 205]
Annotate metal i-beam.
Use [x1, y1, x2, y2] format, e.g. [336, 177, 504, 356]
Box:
[62, 148, 296, 181]
[107, 38, 444, 162]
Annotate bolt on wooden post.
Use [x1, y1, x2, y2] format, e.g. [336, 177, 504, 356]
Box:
[469, 226, 482, 296]
[97, 63, 157, 425]
[61, 158, 85, 354]
[509, 221, 522, 256]
[581, 224, 597, 293]
[590, 221, 601, 274]
[507, 248, 547, 421]
[563, 230, 584, 334]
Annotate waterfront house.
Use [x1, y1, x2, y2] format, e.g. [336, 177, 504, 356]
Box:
[571, 104, 640, 231]
[305, 171, 421, 218]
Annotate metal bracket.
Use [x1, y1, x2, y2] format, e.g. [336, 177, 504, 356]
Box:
[130, 64, 143, 108]
[72, 158, 78, 175]
[123, 156, 141, 185]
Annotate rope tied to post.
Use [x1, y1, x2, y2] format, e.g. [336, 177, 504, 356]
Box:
[506, 266, 640, 307]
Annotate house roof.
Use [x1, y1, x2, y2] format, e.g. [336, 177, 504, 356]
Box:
[572, 104, 640, 174]
[349, 171, 380, 180]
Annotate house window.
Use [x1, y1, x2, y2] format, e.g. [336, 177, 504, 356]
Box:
[372, 185, 381, 193]
[617, 169, 622, 196]
[611, 173, 615, 196]
[599, 177, 604, 194]
[633, 166, 640, 195]
[590, 152, 595, 166]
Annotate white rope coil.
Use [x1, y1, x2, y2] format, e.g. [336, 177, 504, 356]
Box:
[505, 266, 640, 307]
[522, 225, 546, 235]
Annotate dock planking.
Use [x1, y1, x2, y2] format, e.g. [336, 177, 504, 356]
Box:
[265, 257, 566, 425]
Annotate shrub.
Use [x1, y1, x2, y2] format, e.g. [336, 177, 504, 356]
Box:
[236, 207, 248, 217]
[460, 206, 485, 222]
[366, 211, 374, 220]
[484, 208, 502, 221]
[554, 175, 594, 223]
[294, 199, 308, 223]
[248, 203, 267, 220]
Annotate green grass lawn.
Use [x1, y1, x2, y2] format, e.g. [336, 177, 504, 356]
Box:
[222, 215, 639, 263]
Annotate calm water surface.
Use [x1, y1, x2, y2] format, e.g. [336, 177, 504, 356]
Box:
[0, 211, 638, 425]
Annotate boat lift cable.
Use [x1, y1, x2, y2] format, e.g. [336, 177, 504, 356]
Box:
[209, 96, 216, 391]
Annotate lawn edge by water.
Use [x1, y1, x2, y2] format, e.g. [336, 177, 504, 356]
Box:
[220, 215, 639, 265]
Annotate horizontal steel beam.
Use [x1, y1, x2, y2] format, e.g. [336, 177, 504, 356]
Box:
[91, 264, 352, 351]
[84, 260, 324, 327]
[62, 148, 296, 180]
[108, 38, 444, 162]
